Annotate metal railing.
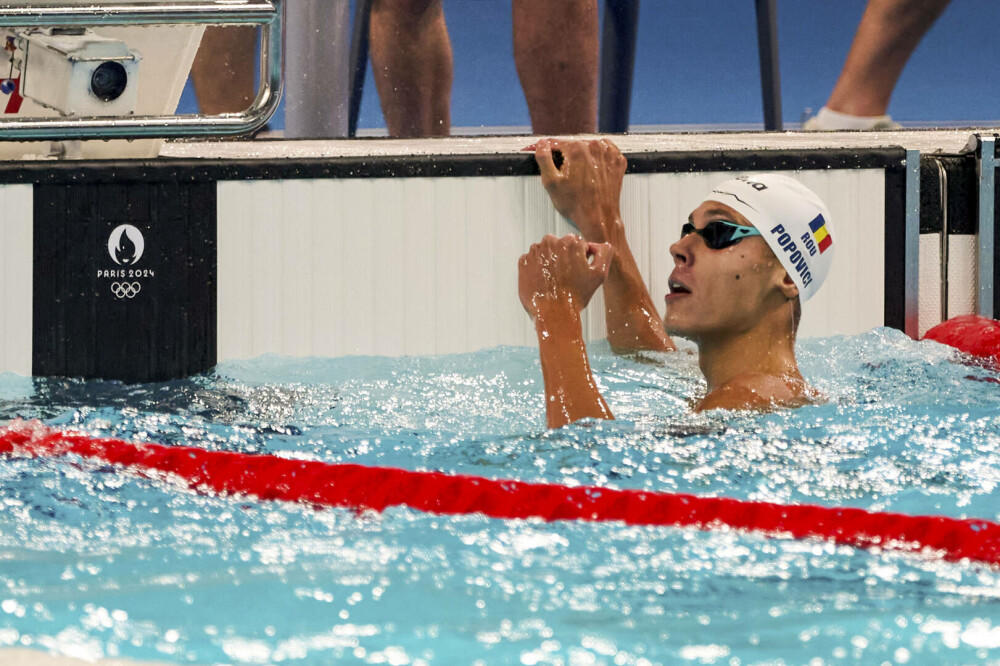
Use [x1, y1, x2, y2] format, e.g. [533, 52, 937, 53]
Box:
[904, 149, 920, 338]
[0, 0, 283, 140]
[597, 0, 783, 133]
[978, 135, 997, 318]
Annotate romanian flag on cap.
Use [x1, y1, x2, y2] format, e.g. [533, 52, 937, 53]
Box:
[809, 214, 832, 253]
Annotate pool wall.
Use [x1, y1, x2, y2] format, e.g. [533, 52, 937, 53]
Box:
[217, 168, 887, 359]
[0, 133, 991, 381]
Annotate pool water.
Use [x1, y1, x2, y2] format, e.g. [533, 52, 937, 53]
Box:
[1, 328, 1000, 664]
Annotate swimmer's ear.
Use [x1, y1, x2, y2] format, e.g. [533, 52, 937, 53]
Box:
[779, 273, 799, 301]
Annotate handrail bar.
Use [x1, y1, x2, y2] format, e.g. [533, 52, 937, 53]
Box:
[977, 135, 997, 318]
[0, 2, 278, 27]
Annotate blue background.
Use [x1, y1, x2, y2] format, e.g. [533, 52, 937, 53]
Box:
[178, 0, 1000, 130]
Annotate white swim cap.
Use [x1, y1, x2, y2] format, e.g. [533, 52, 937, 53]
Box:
[701, 174, 834, 302]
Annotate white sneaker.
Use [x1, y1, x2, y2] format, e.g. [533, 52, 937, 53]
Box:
[803, 106, 902, 131]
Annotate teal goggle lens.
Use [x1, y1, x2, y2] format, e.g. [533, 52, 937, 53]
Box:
[680, 220, 762, 250]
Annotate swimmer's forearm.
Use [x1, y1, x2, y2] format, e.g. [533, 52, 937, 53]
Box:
[533, 300, 614, 429]
[602, 219, 676, 353]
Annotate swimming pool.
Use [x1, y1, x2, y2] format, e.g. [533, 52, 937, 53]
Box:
[2, 328, 999, 664]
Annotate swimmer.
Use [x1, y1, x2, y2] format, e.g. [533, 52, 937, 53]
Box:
[518, 139, 835, 428]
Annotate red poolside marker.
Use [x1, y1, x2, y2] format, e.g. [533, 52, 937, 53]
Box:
[924, 315, 1000, 367]
[1, 421, 999, 566]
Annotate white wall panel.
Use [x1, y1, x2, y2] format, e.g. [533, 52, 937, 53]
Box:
[463, 179, 500, 351]
[219, 169, 887, 360]
[946, 236, 978, 319]
[433, 177, 468, 352]
[0, 185, 32, 374]
[402, 179, 435, 355]
[916, 234, 981, 338]
[919, 234, 943, 337]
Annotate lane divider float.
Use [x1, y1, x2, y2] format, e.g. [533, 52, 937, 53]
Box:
[1, 421, 998, 566]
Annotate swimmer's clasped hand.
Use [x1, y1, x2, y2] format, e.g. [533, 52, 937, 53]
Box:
[518, 234, 612, 319]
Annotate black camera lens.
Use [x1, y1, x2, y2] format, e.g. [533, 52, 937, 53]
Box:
[90, 62, 128, 102]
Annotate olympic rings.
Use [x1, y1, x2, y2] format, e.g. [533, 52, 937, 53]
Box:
[111, 281, 141, 299]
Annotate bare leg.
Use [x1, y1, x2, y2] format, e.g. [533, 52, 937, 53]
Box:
[825, 0, 950, 117]
[512, 0, 599, 135]
[190, 26, 257, 115]
[369, 0, 452, 137]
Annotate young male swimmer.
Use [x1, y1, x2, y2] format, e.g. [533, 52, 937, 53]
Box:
[518, 139, 835, 428]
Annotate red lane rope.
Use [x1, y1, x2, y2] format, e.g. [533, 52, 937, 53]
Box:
[2, 421, 998, 566]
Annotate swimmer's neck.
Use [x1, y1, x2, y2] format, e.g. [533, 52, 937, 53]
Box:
[695, 324, 801, 394]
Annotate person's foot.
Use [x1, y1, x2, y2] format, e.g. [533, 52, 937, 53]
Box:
[803, 106, 902, 131]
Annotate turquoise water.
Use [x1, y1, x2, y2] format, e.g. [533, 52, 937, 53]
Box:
[1, 328, 1000, 664]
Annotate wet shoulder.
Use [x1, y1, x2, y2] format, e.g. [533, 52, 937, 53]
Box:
[696, 373, 821, 412]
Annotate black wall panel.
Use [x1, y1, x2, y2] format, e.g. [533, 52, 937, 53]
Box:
[33, 180, 216, 382]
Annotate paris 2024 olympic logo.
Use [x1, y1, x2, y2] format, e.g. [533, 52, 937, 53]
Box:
[98, 225, 155, 300]
[108, 224, 144, 266]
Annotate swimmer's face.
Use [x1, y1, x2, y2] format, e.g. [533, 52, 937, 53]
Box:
[664, 201, 791, 339]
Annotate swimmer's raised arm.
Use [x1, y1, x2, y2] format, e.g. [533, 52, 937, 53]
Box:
[533, 138, 675, 354]
[518, 234, 614, 428]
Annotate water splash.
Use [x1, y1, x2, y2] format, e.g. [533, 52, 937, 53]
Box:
[2, 329, 999, 663]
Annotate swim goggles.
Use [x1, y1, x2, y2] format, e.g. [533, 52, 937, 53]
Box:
[680, 220, 762, 250]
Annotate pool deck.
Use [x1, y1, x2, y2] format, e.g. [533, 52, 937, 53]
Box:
[158, 128, 989, 161]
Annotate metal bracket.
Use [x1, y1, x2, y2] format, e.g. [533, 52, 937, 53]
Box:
[978, 135, 996, 318]
[0, 1, 283, 140]
[904, 149, 920, 338]
[934, 158, 948, 323]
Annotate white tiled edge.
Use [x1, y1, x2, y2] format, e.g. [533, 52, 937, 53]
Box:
[218, 169, 885, 360]
[0, 184, 32, 375]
